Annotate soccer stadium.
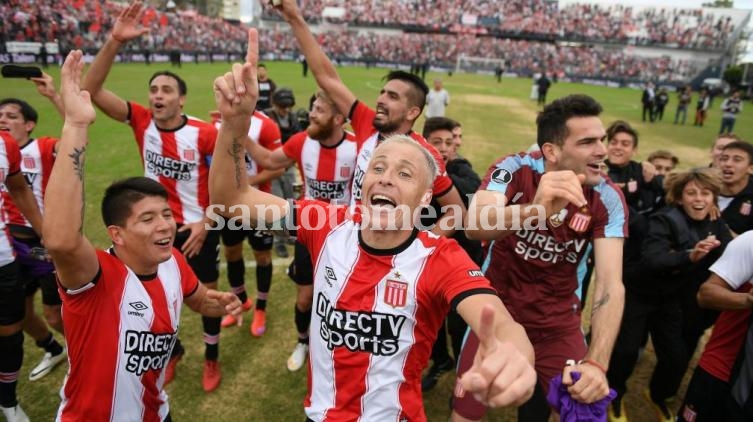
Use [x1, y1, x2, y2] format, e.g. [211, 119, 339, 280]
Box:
[1, 0, 753, 421]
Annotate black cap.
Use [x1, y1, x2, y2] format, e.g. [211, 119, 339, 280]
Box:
[272, 88, 295, 108]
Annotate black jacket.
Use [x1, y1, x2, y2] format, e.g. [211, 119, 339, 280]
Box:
[635, 206, 732, 296]
[721, 177, 753, 235]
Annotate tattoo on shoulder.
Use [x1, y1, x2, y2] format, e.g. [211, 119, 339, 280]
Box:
[592, 293, 610, 313]
[228, 137, 244, 189]
[69, 146, 86, 181]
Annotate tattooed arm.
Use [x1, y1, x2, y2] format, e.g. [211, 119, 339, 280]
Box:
[43, 51, 100, 290]
[561, 236, 625, 403]
[209, 29, 288, 228]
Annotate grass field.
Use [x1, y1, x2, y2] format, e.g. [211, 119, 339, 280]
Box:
[2, 60, 751, 421]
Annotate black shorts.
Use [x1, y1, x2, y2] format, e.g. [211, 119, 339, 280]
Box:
[220, 226, 273, 251]
[288, 241, 313, 285]
[174, 225, 220, 283]
[14, 236, 61, 306]
[0, 261, 24, 325]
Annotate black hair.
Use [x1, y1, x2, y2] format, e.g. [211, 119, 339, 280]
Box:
[0, 98, 39, 126]
[722, 141, 753, 165]
[383, 70, 429, 111]
[101, 177, 168, 227]
[536, 94, 603, 148]
[148, 71, 187, 96]
[606, 120, 639, 148]
[422, 117, 457, 139]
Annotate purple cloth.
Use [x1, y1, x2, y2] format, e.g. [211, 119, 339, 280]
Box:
[12, 238, 54, 278]
[546, 372, 617, 422]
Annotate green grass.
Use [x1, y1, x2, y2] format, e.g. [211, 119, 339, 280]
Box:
[3, 61, 751, 421]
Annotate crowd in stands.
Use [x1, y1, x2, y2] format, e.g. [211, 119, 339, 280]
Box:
[261, 0, 738, 50]
[0, 0, 713, 82]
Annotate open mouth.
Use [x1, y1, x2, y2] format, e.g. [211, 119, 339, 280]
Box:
[0, 127, 9, 132]
[375, 105, 388, 116]
[586, 163, 602, 171]
[370, 194, 396, 208]
[155, 238, 171, 246]
[154, 103, 165, 111]
[691, 204, 707, 211]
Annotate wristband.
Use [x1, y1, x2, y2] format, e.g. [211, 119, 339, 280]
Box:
[579, 358, 607, 373]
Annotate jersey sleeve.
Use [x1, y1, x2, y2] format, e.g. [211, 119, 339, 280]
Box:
[282, 131, 307, 162]
[430, 240, 496, 311]
[199, 123, 218, 160]
[709, 231, 753, 290]
[294, 199, 348, 260]
[3, 134, 21, 176]
[126, 102, 153, 149]
[259, 118, 282, 151]
[58, 250, 126, 314]
[348, 101, 377, 141]
[592, 181, 628, 239]
[172, 249, 200, 297]
[480, 154, 528, 203]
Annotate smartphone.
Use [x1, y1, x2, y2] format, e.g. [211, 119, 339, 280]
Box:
[1, 65, 43, 79]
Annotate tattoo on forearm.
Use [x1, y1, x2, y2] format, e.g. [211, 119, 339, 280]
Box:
[592, 293, 610, 313]
[69, 146, 86, 181]
[228, 137, 244, 189]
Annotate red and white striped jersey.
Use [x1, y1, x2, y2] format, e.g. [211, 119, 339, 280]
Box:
[282, 131, 358, 206]
[295, 200, 494, 421]
[213, 111, 281, 193]
[348, 101, 453, 205]
[56, 248, 199, 422]
[0, 132, 22, 267]
[128, 102, 217, 224]
[2, 136, 57, 227]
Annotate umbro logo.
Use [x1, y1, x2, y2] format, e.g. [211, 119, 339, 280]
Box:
[129, 302, 149, 311]
[324, 266, 337, 288]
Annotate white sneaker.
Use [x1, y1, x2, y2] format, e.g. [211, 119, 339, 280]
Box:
[29, 347, 67, 381]
[286, 343, 308, 372]
[1, 404, 30, 422]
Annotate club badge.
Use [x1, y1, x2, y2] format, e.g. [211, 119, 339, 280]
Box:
[549, 208, 568, 228]
[627, 179, 637, 193]
[568, 207, 592, 233]
[741, 201, 751, 216]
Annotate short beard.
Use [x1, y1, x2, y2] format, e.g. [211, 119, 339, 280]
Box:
[372, 117, 400, 135]
[307, 120, 334, 141]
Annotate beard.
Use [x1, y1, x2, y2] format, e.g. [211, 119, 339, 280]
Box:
[372, 116, 400, 135]
[307, 118, 335, 141]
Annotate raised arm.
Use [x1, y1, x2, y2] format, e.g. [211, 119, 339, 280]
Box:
[209, 29, 289, 227]
[42, 51, 99, 290]
[81, 0, 149, 122]
[276, 0, 356, 116]
[29, 72, 64, 118]
[244, 138, 294, 171]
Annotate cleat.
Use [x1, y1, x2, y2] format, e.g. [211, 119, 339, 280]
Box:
[275, 243, 289, 258]
[607, 396, 627, 422]
[1, 404, 29, 422]
[164, 346, 184, 386]
[644, 389, 674, 422]
[29, 347, 67, 381]
[202, 360, 221, 393]
[421, 358, 454, 392]
[287, 343, 309, 372]
[250, 309, 267, 337]
[220, 299, 252, 328]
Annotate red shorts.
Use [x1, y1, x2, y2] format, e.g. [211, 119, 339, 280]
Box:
[452, 325, 588, 420]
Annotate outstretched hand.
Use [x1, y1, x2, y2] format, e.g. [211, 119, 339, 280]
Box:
[60, 51, 95, 127]
[206, 289, 243, 327]
[275, 0, 303, 21]
[112, 1, 150, 43]
[213, 29, 258, 125]
[459, 306, 536, 408]
[30, 72, 57, 99]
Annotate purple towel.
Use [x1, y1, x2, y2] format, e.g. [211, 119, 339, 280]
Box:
[12, 238, 54, 278]
[546, 372, 617, 422]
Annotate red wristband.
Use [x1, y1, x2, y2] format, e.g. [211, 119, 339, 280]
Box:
[579, 358, 607, 373]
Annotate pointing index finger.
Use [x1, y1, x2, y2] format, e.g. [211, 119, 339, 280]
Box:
[476, 305, 498, 355]
[246, 28, 258, 67]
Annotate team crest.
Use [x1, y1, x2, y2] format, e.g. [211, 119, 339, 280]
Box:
[627, 179, 637, 193]
[568, 207, 592, 233]
[384, 279, 408, 308]
[23, 156, 36, 169]
[340, 165, 351, 178]
[741, 201, 751, 216]
[182, 149, 196, 161]
[491, 168, 512, 185]
[549, 208, 568, 228]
